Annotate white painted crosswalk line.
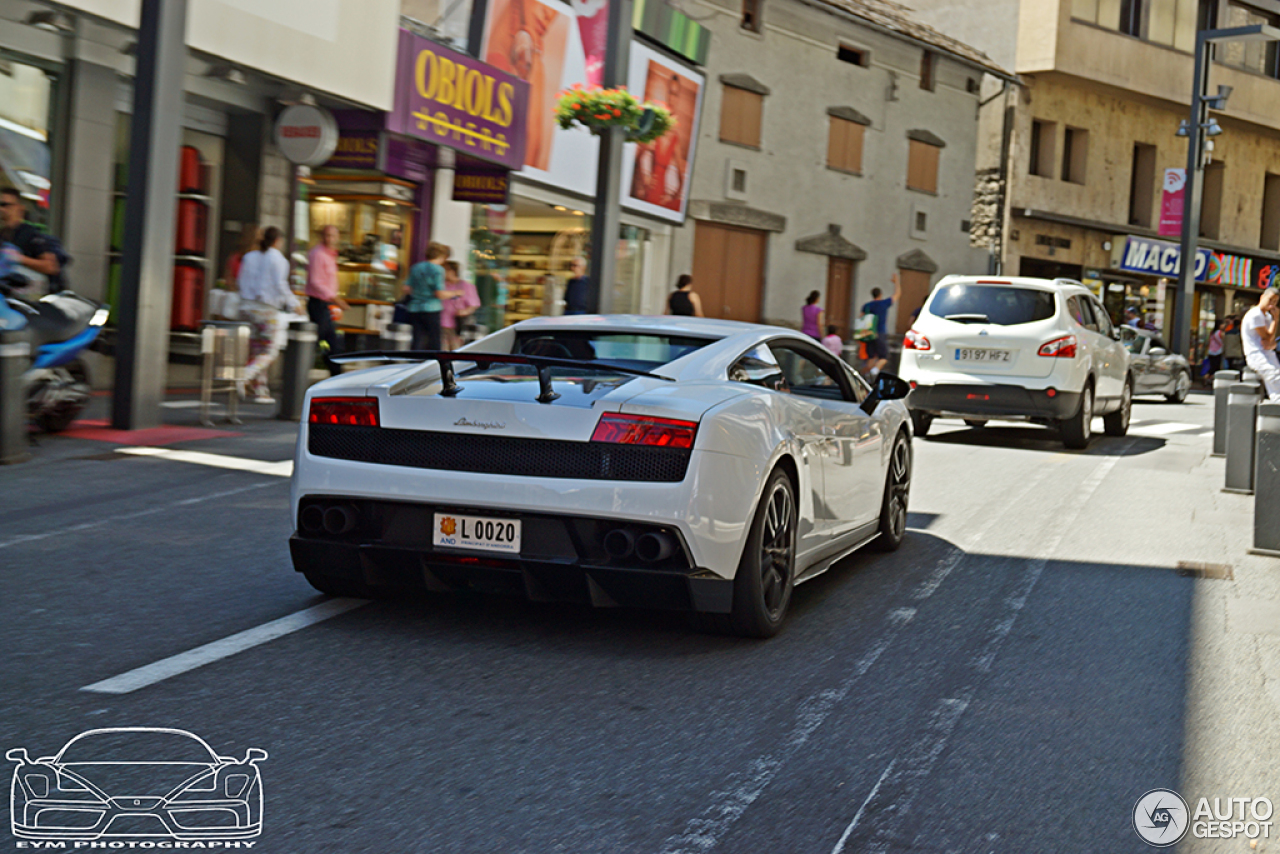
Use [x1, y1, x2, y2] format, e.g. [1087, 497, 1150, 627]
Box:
[118, 446, 293, 477]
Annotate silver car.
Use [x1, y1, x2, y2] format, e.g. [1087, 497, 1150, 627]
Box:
[1118, 326, 1193, 402]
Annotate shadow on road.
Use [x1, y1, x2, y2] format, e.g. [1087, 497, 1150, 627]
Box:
[922, 422, 1166, 456]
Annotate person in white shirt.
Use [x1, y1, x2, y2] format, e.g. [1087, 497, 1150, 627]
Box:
[237, 225, 303, 403]
[1242, 287, 1280, 402]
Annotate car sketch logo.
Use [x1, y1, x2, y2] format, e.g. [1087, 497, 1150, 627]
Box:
[7, 727, 267, 841]
[1134, 788, 1190, 847]
[440, 516, 457, 536]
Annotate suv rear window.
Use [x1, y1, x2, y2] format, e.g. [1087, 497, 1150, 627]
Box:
[927, 284, 1057, 326]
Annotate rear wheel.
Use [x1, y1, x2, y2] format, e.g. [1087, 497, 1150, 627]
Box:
[1061, 383, 1093, 449]
[910, 411, 933, 437]
[872, 432, 911, 552]
[1167, 370, 1191, 403]
[724, 469, 797, 638]
[34, 361, 91, 433]
[1103, 377, 1132, 437]
[963, 419, 987, 428]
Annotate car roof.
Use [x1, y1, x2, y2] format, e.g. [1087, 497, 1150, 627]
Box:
[934, 275, 1090, 294]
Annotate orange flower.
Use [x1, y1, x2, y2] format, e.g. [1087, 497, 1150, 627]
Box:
[612, 108, 621, 117]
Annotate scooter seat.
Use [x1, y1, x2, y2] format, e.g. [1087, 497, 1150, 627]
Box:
[21, 292, 98, 347]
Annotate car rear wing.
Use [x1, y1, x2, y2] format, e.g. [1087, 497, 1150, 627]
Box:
[331, 350, 674, 403]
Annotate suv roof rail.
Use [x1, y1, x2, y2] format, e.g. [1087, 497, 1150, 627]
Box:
[1052, 277, 1085, 289]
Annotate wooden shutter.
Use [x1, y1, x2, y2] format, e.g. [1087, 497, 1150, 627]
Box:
[907, 139, 939, 193]
[827, 118, 864, 173]
[720, 86, 763, 148]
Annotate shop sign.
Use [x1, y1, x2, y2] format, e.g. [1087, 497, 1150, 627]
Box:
[380, 135, 437, 183]
[1113, 235, 1211, 282]
[326, 131, 381, 170]
[274, 105, 340, 167]
[1209, 251, 1280, 290]
[388, 29, 529, 171]
[1158, 168, 1185, 238]
[452, 169, 510, 204]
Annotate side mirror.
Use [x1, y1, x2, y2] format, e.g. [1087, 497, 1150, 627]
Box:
[245, 748, 269, 764]
[6, 748, 29, 764]
[875, 372, 911, 400]
[1149, 347, 1168, 357]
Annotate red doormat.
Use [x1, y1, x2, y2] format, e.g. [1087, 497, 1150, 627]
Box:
[60, 420, 243, 446]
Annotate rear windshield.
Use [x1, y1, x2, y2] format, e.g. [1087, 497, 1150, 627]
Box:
[927, 284, 1057, 326]
[511, 331, 711, 371]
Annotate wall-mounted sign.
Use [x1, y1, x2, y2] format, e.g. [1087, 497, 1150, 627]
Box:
[1158, 168, 1185, 238]
[452, 169, 511, 203]
[1113, 235, 1211, 282]
[325, 131, 381, 170]
[274, 105, 340, 166]
[388, 29, 530, 171]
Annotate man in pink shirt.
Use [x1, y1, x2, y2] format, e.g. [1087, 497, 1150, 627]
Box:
[306, 225, 349, 374]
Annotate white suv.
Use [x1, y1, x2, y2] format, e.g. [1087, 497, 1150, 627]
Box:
[899, 275, 1132, 449]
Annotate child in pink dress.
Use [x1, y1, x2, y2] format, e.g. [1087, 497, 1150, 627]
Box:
[440, 261, 482, 350]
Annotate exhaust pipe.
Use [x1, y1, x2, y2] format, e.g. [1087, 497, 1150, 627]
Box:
[635, 532, 675, 563]
[603, 528, 636, 559]
[299, 505, 325, 534]
[323, 505, 358, 535]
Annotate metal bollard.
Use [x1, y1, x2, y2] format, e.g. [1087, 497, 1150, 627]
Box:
[1252, 402, 1280, 555]
[380, 322, 412, 351]
[1212, 370, 1241, 457]
[0, 328, 32, 464]
[278, 322, 317, 422]
[1224, 382, 1263, 494]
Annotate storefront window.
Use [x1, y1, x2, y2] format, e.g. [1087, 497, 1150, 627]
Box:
[470, 204, 513, 332]
[307, 191, 414, 303]
[613, 225, 650, 314]
[0, 51, 57, 228]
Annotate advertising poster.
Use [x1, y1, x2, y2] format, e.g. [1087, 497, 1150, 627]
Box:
[1158, 167, 1185, 237]
[622, 42, 704, 223]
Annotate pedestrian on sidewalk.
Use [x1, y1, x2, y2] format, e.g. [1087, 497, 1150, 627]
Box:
[405, 242, 458, 351]
[666, 274, 703, 317]
[441, 261, 480, 350]
[821, 324, 844, 358]
[1206, 319, 1225, 379]
[860, 273, 902, 378]
[1243, 287, 1280, 402]
[237, 226, 303, 403]
[1, 187, 66, 294]
[563, 256, 589, 315]
[801, 291, 823, 340]
[305, 225, 348, 375]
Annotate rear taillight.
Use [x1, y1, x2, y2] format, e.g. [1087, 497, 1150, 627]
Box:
[308, 397, 380, 426]
[591, 413, 698, 449]
[903, 329, 932, 351]
[1037, 335, 1078, 358]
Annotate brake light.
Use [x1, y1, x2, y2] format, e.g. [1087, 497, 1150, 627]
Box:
[1037, 335, 1077, 358]
[591, 413, 698, 449]
[308, 397, 380, 426]
[903, 329, 932, 351]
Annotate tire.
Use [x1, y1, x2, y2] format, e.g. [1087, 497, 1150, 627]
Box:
[725, 469, 798, 638]
[963, 419, 987, 428]
[872, 432, 911, 552]
[1167, 370, 1191, 403]
[34, 361, 91, 434]
[1103, 377, 1132, 437]
[910, 410, 933, 437]
[303, 569, 371, 598]
[1060, 382, 1094, 449]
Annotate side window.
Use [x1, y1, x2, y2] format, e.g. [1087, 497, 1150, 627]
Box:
[1067, 295, 1098, 332]
[769, 343, 849, 401]
[1089, 298, 1113, 336]
[729, 345, 786, 391]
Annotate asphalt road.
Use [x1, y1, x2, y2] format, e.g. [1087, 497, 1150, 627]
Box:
[0, 396, 1227, 852]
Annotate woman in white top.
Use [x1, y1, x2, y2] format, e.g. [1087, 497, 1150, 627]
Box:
[237, 226, 303, 403]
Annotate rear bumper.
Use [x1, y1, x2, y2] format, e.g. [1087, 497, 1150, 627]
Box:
[289, 497, 734, 614]
[907, 383, 1081, 420]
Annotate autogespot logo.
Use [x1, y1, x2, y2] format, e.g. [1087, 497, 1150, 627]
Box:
[1134, 789, 1190, 847]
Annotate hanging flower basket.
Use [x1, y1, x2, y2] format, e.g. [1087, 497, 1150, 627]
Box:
[555, 86, 676, 144]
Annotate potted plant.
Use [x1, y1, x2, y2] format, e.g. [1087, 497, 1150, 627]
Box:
[555, 85, 675, 144]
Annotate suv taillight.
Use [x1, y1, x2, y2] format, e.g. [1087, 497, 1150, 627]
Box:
[1037, 335, 1078, 358]
[903, 329, 932, 351]
[591, 413, 697, 449]
[309, 397, 380, 426]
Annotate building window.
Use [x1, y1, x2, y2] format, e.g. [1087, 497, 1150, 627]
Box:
[1072, 0, 1196, 51]
[838, 44, 867, 66]
[827, 116, 865, 173]
[920, 50, 936, 91]
[916, 211, 928, 231]
[906, 139, 940, 193]
[1061, 126, 1088, 184]
[1029, 119, 1056, 178]
[742, 0, 762, 33]
[1262, 173, 1280, 250]
[1200, 161, 1226, 239]
[732, 168, 747, 193]
[719, 84, 764, 148]
[1221, 2, 1280, 78]
[1119, 0, 1143, 36]
[1129, 143, 1157, 227]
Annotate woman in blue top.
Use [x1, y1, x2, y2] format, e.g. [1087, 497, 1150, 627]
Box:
[405, 242, 458, 350]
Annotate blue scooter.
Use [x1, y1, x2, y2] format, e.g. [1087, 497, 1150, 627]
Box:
[1, 283, 109, 433]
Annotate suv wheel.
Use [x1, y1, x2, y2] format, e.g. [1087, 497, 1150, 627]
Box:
[910, 411, 934, 437]
[1167, 370, 1191, 403]
[1103, 377, 1132, 437]
[1061, 383, 1093, 449]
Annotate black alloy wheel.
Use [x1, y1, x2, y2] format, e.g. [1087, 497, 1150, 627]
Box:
[1103, 377, 1132, 437]
[910, 410, 933, 437]
[723, 469, 798, 638]
[873, 432, 911, 552]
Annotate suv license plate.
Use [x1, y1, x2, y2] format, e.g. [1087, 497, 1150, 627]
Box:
[955, 348, 1011, 363]
[433, 513, 521, 554]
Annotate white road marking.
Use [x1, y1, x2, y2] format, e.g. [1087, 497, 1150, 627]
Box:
[81, 599, 367, 694]
[118, 446, 293, 477]
[0, 481, 279, 550]
[840, 449, 1128, 852]
[1128, 421, 1202, 436]
[159, 401, 214, 409]
[830, 759, 895, 854]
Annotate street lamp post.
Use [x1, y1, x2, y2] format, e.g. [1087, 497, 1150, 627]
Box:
[1173, 23, 1280, 358]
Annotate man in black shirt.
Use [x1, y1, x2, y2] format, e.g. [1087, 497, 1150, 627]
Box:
[563, 256, 589, 315]
[1, 187, 62, 292]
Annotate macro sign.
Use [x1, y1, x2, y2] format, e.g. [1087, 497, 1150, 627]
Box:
[1113, 235, 1212, 283]
[387, 29, 529, 171]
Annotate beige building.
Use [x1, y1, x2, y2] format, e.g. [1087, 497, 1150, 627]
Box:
[667, 0, 1013, 340]
[911, 0, 1280, 356]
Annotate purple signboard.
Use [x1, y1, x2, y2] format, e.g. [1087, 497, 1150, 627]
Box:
[388, 29, 529, 171]
[325, 130, 381, 170]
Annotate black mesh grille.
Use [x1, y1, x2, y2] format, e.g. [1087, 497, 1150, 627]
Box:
[309, 424, 691, 482]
